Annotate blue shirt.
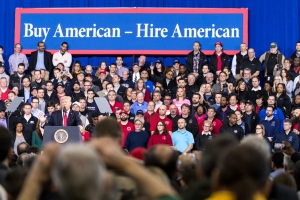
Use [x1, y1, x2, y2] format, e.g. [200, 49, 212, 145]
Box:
[125, 130, 149, 152]
[24, 89, 30, 102]
[259, 117, 280, 144]
[36, 51, 45, 70]
[171, 129, 194, 153]
[275, 131, 299, 152]
[130, 101, 148, 115]
[269, 169, 285, 180]
[259, 108, 284, 132]
[212, 104, 220, 110]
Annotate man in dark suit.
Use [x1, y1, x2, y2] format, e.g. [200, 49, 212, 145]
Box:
[29, 41, 53, 73]
[40, 96, 82, 127]
[112, 74, 127, 97]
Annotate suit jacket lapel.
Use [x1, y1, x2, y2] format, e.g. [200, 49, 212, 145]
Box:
[68, 110, 73, 126]
[58, 111, 63, 126]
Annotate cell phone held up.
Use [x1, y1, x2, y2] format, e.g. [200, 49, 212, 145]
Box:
[274, 143, 286, 150]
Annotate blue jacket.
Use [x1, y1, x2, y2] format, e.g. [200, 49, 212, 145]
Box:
[259, 117, 280, 144]
[145, 80, 155, 94]
[130, 101, 148, 115]
[275, 131, 299, 152]
[125, 130, 149, 152]
[259, 108, 284, 132]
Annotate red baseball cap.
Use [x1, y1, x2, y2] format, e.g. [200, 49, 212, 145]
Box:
[215, 41, 223, 47]
[130, 147, 147, 161]
[120, 109, 128, 115]
[99, 69, 106, 74]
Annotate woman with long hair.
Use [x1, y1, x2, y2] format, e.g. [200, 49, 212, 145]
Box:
[280, 69, 293, 100]
[147, 120, 172, 148]
[198, 84, 206, 97]
[32, 119, 44, 149]
[276, 83, 292, 118]
[235, 80, 248, 101]
[272, 75, 282, 93]
[71, 61, 83, 79]
[123, 87, 133, 104]
[135, 78, 151, 102]
[255, 124, 265, 139]
[172, 87, 191, 114]
[95, 61, 108, 77]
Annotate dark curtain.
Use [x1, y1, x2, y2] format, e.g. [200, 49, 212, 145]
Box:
[0, 0, 299, 71]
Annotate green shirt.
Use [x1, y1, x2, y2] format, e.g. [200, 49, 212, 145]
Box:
[31, 131, 43, 149]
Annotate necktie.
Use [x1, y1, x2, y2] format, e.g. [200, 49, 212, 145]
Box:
[64, 111, 68, 126]
[134, 75, 137, 83]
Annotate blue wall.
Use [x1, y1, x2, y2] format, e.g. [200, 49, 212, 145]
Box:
[0, 0, 299, 70]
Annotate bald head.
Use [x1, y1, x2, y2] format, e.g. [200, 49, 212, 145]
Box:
[159, 105, 167, 116]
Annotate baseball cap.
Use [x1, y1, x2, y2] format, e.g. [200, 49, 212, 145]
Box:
[136, 110, 144, 116]
[31, 86, 37, 91]
[270, 42, 277, 48]
[100, 69, 106, 74]
[156, 60, 162, 64]
[246, 100, 253, 105]
[57, 82, 64, 88]
[92, 113, 100, 118]
[129, 147, 146, 161]
[173, 60, 180, 64]
[73, 81, 80, 86]
[72, 101, 80, 107]
[215, 41, 223, 47]
[120, 109, 128, 115]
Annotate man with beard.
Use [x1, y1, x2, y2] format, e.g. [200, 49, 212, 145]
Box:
[216, 96, 234, 125]
[190, 93, 201, 117]
[259, 106, 280, 147]
[180, 104, 198, 138]
[259, 42, 285, 80]
[186, 41, 207, 77]
[9, 63, 30, 89]
[219, 113, 244, 141]
[168, 104, 180, 132]
[259, 95, 284, 132]
[119, 110, 135, 148]
[79, 97, 92, 123]
[70, 81, 85, 103]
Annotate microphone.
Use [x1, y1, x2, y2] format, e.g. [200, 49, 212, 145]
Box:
[63, 106, 67, 113]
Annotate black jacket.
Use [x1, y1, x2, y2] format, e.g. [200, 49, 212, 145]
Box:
[195, 133, 216, 151]
[186, 51, 207, 74]
[9, 73, 30, 90]
[162, 78, 177, 91]
[168, 114, 181, 132]
[219, 123, 245, 141]
[248, 89, 268, 106]
[235, 51, 249, 75]
[44, 90, 59, 104]
[216, 107, 234, 125]
[181, 115, 199, 138]
[243, 111, 260, 133]
[209, 52, 231, 74]
[241, 58, 262, 75]
[276, 94, 292, 118]
[71, 91, 85, 103]
[116, 85, 127, 97]
[29, 50, 53, 72]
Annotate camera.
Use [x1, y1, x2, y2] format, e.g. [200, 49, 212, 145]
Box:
[61, 71, 68, 76]
[277, 64, 283, 70]
[274, 143, 286, 150]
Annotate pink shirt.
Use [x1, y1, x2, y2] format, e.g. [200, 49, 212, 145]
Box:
[172, 99, 191, 114]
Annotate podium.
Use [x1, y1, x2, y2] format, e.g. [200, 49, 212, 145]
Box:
[43, 126, 82, 146]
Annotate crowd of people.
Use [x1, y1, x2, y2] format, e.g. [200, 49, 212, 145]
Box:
[0, 39, 300, 199]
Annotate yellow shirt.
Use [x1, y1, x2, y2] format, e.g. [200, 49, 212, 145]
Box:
[206, 190, 266, 200]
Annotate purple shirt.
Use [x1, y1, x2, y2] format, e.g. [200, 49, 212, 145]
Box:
[8, 53, 29, 75]
[116, 66, 129, 77]
[0, 118, 7, 128]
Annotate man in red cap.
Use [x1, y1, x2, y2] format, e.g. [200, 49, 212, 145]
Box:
[119, 109, 135, 148]
[209, 41, 230, 76]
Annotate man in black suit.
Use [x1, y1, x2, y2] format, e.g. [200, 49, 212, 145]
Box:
[29, 41, 53, 73]
[112, 74, 126, 97]
[44, 80, 59, 104]
[40, 96, 82, 127]
[18, 77, 31, 102]
[186, 41, 207, 76]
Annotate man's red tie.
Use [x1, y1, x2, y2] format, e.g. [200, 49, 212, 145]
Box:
[64, 111, 68, 126]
